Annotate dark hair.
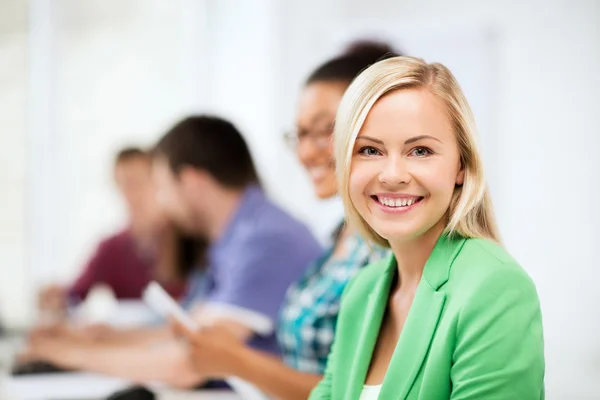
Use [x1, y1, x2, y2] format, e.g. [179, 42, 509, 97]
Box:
[153, 115, 260, 189]
[114, 146, 150, 165]
[306, 40, 401, 85]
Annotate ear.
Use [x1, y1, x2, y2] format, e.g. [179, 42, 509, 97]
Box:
[180, 167, 209, 192]
[456, 167, 465, 185]
[178, 167, 197, 191]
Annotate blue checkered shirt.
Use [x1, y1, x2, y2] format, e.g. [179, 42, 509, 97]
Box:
[277, 229, 390, 374]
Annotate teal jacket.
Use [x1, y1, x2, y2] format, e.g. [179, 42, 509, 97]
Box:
[310, 234, 544, 399]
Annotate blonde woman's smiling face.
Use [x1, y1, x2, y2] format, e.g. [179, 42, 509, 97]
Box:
[349, 88, 464, 243]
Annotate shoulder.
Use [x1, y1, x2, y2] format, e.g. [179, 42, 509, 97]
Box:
[226, 203, 321, 273]
[95, 229, 132, 252]
[238, 197, 321, 253]
[459, 237, 517, 265]
[259, 198, 315, 234]
[448, 238, 540, 318]
[451, 238, 536, 291]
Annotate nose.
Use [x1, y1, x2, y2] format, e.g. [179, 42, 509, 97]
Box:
[378, 154, 411, 186]
[297, 137, 321, 165]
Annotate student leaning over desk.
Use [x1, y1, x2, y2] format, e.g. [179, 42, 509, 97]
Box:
[308, 56, 545, 399]
[21, 115, 322, 388]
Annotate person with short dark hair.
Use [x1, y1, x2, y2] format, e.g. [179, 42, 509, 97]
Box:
[24, 115, 322, 388]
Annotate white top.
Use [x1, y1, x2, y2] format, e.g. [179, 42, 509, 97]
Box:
[359, 384, 383, 399]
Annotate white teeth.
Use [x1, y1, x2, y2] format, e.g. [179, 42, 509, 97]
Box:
[378, 197, 418, 208]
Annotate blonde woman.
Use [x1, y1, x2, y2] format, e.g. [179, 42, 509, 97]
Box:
[309, 57, 545, 399]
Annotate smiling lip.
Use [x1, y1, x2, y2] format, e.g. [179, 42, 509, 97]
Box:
[370, 193, 425, 214]
[307, 165, 331, 182]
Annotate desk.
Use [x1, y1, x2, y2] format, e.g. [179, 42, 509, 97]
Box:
[158, 390, 241, 400]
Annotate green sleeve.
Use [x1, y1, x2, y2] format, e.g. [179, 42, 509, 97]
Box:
[450, 266, 545, 399]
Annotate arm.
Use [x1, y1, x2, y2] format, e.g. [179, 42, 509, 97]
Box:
[207, 231, 320, 330]
[26, 337, 203, 388]
[308, 268, 363, 400]
[172, 319, 322, 400]
[232, 346, 322, 400]
[37, 285, 68, 313]
[29, 321, 172, 348]
[68, 241, 111, 302]
[307, 336, 335, 400]
[85, 325, 173, 347]
[450, 266, 545, 399]
[37, 241, 111, 313]
[24, 312, 251, 388]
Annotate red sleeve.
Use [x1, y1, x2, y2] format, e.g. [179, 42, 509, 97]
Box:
[67, 240, 111, 302]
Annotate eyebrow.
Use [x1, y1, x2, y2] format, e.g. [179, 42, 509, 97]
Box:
[357, 134, 442, 145]
[405, 135, 442, 144]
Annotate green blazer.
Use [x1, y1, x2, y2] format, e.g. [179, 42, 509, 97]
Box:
[309, 234, 544, 400]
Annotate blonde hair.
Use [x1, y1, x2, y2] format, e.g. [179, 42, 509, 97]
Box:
[335, 56, 500, 248]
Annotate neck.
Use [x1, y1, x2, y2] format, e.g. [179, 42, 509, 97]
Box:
[204, 186, 245, 242]
[389, 221, 446, 289]
[130, 219, 162, 241]
[129, 221, 164, 255]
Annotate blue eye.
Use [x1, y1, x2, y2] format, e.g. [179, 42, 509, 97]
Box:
[358, 146, 381, 156]
[410, 147, 433, 157]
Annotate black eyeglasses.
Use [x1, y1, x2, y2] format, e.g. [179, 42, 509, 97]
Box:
[283, 124, 334, 150]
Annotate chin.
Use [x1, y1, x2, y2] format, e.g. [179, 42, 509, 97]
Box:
[366, 219, 424, 244]
[374, 219, 448, 245]
[374, 229, 418, 244]
[171, 218, 193, 234]
[315, 184, 337, 199]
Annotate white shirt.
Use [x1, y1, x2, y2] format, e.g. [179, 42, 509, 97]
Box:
[359, 384, 382, 399]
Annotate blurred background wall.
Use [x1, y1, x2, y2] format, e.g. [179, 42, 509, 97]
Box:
[0, 0, 598, 397]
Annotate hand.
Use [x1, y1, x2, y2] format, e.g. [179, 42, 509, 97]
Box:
[29, 321, 67, 340]
[37, 285, 67, 313]
[28, 321, 110, 344]
[170, 318, 248, 379]
[19, 335, 83, 369]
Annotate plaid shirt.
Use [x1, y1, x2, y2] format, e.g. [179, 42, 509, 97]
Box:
[277, 229, 390, 374]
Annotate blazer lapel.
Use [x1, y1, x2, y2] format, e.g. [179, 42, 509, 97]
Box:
[379, 234, 467, 400]
[344, 257, 396, 400]
[379, 285, 446, 399]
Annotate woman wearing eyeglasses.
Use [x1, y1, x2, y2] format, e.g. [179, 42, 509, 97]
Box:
[171, 41, 400, 399]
